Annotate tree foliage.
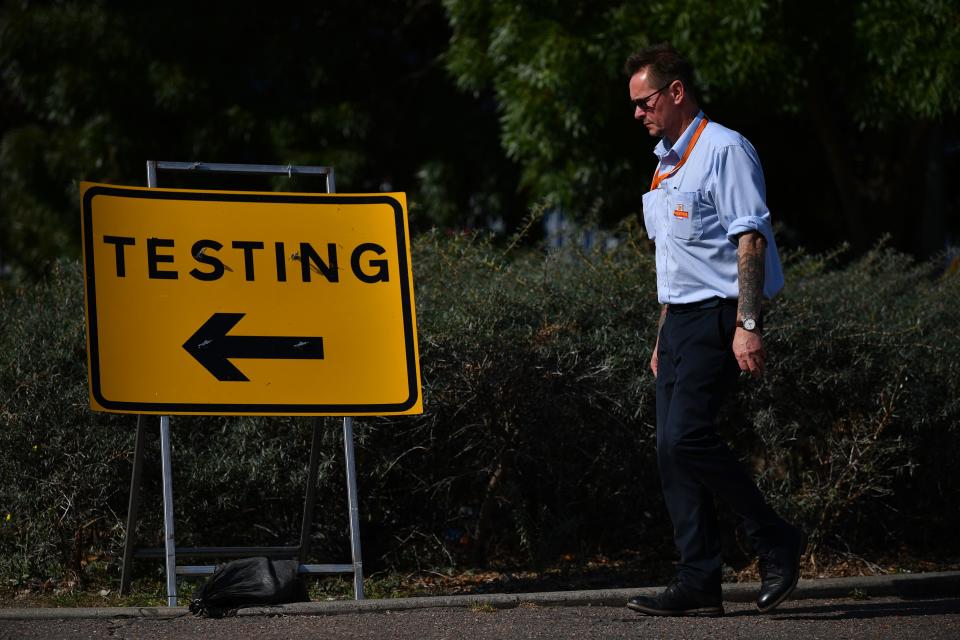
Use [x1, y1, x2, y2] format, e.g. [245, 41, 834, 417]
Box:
[443, 0, 960, 252]
[0, 0, 519, 281]
[1, 1, 956, 278]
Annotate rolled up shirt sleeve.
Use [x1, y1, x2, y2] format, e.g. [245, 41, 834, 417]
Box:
[713, 144, 776, 247]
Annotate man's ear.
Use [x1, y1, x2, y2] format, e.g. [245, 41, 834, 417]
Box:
[671, 80, 684, 104]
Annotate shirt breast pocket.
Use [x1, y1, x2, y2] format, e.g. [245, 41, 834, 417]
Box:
[666, 191, 702, 241]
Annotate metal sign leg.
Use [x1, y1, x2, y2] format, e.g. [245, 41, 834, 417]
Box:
[299, 419, 323, 563]
[120, 415, 148, 595]
[160, 415, 178, 606]
[342, 417, 364, 599]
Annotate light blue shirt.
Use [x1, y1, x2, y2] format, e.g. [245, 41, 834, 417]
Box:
[641, 111, 784, 305]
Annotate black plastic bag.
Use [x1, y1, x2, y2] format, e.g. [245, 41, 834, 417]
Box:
[188, 557, 309, 617]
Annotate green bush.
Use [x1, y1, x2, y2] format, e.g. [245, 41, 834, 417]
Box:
[0, 259, 126, 583]
[1, 231, 958, 586]
[739, 245, 960, 549]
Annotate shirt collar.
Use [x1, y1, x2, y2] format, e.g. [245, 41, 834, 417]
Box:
[653, 110, 706, 165]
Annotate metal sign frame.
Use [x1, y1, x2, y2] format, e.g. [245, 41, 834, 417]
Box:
[118, 161, 364, 606]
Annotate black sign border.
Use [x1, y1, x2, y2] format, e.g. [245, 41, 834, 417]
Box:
[82, 185, 420, 415]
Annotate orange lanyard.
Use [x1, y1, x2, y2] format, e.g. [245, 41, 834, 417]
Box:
[649, 117, 709, 191]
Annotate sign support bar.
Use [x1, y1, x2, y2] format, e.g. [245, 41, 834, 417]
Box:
[159, 415, 177, 607]
[343, 417, 365, 599]
[299, 419, 324, 564]
[119, 415, 147, 594]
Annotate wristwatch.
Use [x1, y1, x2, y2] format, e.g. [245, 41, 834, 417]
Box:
[738, 317, 757, 332]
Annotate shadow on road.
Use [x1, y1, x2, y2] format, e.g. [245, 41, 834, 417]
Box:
[724, 598, 960, 620]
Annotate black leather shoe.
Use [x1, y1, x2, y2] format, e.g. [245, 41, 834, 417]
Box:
[757, 528, 808, 613]
[627, 579, 724, 617]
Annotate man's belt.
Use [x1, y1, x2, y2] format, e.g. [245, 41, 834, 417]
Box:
[668, 297, 737, 313]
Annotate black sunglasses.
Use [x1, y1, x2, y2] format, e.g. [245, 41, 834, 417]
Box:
[632, 81, 673, 111]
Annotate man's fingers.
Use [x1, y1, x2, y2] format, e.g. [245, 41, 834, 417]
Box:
[738, 353, 765, 377]
[733, 329, 765, 377]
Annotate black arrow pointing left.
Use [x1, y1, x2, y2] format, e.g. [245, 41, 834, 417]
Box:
[183, 312, 325, 382]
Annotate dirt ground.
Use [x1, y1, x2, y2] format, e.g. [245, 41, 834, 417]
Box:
[3, 546, 958, 609]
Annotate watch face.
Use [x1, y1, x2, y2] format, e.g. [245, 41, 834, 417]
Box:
[743, 318, 757, 331]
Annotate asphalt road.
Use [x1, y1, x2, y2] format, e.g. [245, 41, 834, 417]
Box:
[2, 596, 959, 639]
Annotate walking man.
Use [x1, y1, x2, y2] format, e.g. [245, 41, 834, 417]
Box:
[624, 43, 805, 617]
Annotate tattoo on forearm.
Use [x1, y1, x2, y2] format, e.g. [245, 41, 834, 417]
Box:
[737, 232, 766, 320]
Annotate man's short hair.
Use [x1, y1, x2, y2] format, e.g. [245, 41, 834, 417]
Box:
[624, 43, 699, 103]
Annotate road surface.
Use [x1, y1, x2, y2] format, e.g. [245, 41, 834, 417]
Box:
[2, 595, 959, 639]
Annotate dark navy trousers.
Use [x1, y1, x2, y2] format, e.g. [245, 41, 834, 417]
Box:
[656, 299, 788, 595]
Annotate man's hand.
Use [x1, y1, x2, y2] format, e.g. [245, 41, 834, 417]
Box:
[651, 304, 667, 378]
[733, 327, 765, 377]
[651, 336, 659, 378]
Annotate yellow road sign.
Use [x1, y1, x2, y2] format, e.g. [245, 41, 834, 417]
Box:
[80, 182, 422, 416]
